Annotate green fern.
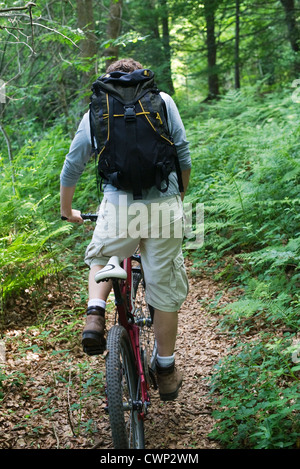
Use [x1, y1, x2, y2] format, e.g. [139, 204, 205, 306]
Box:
[0, 124, 95, 307]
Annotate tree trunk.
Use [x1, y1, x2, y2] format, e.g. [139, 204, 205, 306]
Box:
[149, 0, 160, 40]
[0, 120, 16, 195]
[235, 0, 241, 89]
[105, 0, 123, 70]
[160, 0, 174, 95]
[204, 0, 219, 99]
[76, 0, 97, 94]
[280, 0, 299, 52]
[280, 0, 300, 74]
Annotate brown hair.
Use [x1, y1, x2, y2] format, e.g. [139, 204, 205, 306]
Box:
[106, 58, 143, 73]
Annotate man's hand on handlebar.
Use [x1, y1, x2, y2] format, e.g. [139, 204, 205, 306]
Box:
[61, 209, 83, 224]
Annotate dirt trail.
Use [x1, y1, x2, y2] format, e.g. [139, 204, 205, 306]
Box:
[143, 267, 235, 449]
[0, 262, 238, 450]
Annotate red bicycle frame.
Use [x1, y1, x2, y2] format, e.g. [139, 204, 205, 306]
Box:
[111, 256, 150, 418]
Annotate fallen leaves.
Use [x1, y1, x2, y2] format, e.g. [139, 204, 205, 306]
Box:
[0, 261, 240, 449]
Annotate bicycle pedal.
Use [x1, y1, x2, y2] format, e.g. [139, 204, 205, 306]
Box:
[83, 345, 105, 356]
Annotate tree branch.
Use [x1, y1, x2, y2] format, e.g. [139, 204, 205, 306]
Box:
[0, 2, 36, 14]
[31, 22, 80, 48]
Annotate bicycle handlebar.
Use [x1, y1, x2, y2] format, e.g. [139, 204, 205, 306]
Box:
[61, 213, 98, 222]
[81, 213, 98, 221]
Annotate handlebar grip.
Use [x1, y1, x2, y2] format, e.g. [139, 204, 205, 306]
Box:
[81, 213, 98, 221]
[61, 213, 98, 221]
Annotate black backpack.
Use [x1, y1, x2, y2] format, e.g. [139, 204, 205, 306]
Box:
[89, 68, 184, 200]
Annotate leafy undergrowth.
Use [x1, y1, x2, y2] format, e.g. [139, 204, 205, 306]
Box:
[0, 273, 107, 449]
[182, 86, 300, 449]
[1, 260, 300, 450]
[0, 263, 239, 450]
[209, 335, 300, 449]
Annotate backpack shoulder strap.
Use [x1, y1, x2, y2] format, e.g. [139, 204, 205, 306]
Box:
[89, 86, 109, 154]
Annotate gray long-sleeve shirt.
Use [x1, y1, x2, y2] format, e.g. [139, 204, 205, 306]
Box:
[60, 92, 191, 203]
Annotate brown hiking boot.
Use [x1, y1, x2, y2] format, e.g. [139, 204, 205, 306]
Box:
[82, 306, 106, 355]
[156, 361, 183, 401]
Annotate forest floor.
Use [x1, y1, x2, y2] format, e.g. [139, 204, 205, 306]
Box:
[0, 259, 242, 450]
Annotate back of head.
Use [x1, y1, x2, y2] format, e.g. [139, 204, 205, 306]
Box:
[106, 58, 143, 74]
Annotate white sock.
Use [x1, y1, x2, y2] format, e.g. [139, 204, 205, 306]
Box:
[88, 299, 106, 310]
[157, 354, 175, 368]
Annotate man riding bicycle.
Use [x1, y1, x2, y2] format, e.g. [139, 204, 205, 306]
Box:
[60, 58, 191, 401]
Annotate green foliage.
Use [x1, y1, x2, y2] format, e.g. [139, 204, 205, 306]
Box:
[183, 84, 300, 449]
[209, 337, 300, 449]
[185, 84, 300, 323]
[0, 124, 98, 306]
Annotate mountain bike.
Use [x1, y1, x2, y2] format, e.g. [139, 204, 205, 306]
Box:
[80, 213, 158, 449]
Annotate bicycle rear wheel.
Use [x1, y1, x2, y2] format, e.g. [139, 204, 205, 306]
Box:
[105, 324, 145, 449]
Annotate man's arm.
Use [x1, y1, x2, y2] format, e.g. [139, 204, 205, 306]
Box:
[160, 93, 191, 201]
[60, 185, 83, 223]
[60, 113, 92, 224]
[181, 168, 191, 201]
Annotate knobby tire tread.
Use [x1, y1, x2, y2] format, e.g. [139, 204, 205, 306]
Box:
[105, 324, 144, 449]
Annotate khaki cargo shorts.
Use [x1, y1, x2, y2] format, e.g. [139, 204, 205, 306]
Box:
[84, 194, 189, 312]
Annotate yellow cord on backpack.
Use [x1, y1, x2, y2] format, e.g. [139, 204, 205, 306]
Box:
[156, 112, 163, 125]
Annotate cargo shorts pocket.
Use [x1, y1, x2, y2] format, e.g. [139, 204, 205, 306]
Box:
[170, 252, 189, 307]
[84, 241, 106, 267]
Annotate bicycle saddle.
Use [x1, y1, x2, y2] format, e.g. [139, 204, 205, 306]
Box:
[95, 256, 127, 283]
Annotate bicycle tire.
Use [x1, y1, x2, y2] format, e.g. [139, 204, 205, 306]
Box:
[106, 324, 145, 449]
